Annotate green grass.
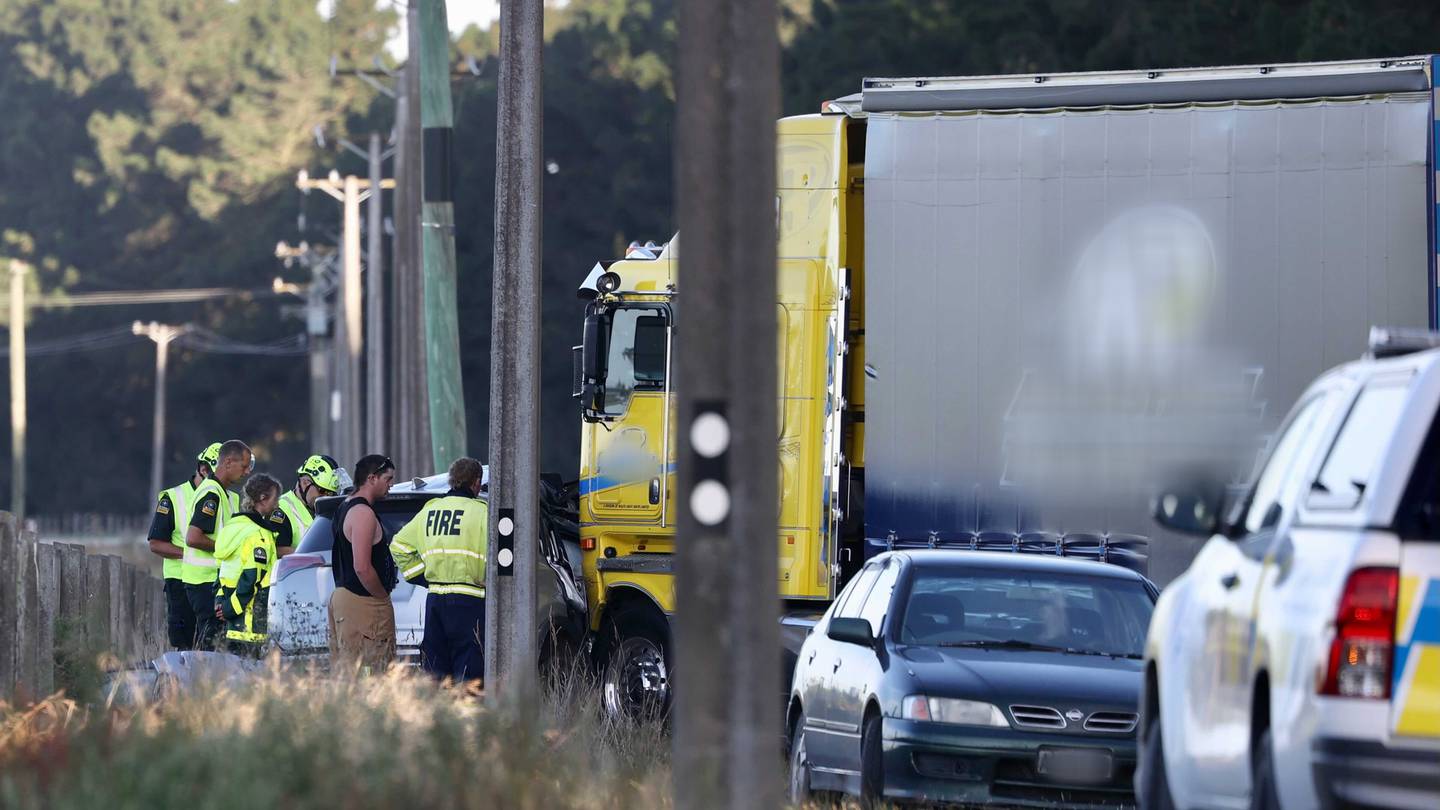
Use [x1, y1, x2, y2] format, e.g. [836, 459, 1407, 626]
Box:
[0, 659, 672, 810]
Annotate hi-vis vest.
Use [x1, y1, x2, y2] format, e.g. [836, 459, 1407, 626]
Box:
[181, 478, 239, 585]
[277, 490, 313, 543]
[214, 513, 277, 644]
[158, 480, 197, 580]
[390, 494, 489, 598]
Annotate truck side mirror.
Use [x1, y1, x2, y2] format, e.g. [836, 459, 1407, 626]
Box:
[580, 311, 606, 416]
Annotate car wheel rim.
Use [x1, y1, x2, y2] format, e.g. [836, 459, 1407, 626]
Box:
[603, 636, 669, 721]
[789, 730, 808, 800]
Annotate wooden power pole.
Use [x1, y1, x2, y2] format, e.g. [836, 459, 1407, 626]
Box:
[392, 0, 433, 479]
[418, 0, 466, 474]
[484, 0, 543, 706]
[366, 132, 387, 455]
[673, 0, 781, 806]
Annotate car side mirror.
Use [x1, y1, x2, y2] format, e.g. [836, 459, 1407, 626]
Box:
[827, 617, 875, 647]
[1152, 475, 1225, 537]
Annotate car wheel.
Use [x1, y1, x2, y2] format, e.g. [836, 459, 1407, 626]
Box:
[1136, 709, 1177, 810]
[860, 711, 884, 806]
[789, 710, 812, 804]
[600, 613, 670, 723]
[1251, 728, 1281, 810]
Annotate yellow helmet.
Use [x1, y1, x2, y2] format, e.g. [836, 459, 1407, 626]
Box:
[297, 454, 341, 493]
[197, 442, 222, 469]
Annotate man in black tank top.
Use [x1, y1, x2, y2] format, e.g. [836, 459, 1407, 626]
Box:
[328, 454, 397, 672]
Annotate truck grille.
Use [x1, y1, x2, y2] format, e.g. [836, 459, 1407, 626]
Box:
[1009, 705, 1066, 729]
[1083, 711, 1138, 734]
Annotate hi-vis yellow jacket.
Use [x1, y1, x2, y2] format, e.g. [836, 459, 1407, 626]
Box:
[390, 490, 488, 598]
[214, 512, 278, 644]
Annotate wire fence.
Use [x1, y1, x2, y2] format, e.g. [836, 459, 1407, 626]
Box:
[28, 513, 151, 540]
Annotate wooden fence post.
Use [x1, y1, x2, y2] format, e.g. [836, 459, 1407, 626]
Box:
[118, 564, 134, 662]
[35, 542, 57, 696]
[14, 537, 39, 696]
[0, 514, 17, 694]
[85, 554, 112, 658]
[57, 544, 86, 652]
[149, 579, 166, 659]
[105, 556, 123, 662]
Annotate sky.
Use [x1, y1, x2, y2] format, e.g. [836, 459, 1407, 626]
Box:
[316, 1, 502, 58]
[387, 1, 500, 56]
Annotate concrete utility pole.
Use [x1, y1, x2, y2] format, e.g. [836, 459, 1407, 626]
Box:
[276, 241, 337, 452]
[296, 171, 394, 465]
[418, 0, 466, 474]
[342, 173, 363, 464]
[484, 0, 543, 706]
[8, 261, 27, 522]
[367, 132, 387, 454]
[392, 0, 433, 479]
[133, 321, 188, 502]
[673, 0, 781, 806]
[308, 259, 336, 451]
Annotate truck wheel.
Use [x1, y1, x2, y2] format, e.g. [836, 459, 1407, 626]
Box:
[1136, 709, 1177, 810]
[860, 710, 884, 806]
[1251, 728, 1280, 810]
[788, 710, 813, 803]
[600, 612, 670, 723]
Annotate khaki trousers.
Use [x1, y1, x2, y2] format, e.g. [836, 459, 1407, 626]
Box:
[328, 588, 396, 673]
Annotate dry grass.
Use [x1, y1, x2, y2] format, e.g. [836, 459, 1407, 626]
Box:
[0, 657, 672, 810]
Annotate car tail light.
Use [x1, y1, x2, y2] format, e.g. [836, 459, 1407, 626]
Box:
[1320, 567, 1398, 699]
[274, 553, 326, 583]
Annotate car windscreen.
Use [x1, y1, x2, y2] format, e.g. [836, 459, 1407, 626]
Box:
[899, 569, 1154, 657]
[294, 503, 426, 554]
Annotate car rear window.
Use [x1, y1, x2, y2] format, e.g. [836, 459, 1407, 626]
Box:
[294, 502, 427, 553]
[1310, 376, 1412, 510]
[900, 569, 1154, 657]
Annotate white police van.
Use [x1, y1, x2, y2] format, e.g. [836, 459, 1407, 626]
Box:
[1138, 328, 1440, 810]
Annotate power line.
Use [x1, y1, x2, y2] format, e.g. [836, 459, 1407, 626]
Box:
[0, 286, 288, 310]
[0, 326, 139, 357]
[178, 327, 308, 357]
[0, 325, 307, 358]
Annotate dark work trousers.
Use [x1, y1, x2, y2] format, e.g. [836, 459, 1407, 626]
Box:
[421, 592, 485, 682]
[164, 578, 196, 650]
[185, 581, 221, 651]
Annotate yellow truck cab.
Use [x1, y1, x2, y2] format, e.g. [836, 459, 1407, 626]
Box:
[575, 112, 867, 717]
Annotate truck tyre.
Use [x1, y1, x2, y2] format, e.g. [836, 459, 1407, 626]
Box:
[1251, 728, 1281, 810]
[788, 710, 813, 803]
[1136, 709, 1177, 810]
[600, 610, 671, 723]
[860, 710, 885, 806]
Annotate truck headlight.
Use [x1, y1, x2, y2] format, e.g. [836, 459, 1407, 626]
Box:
[902, 695, 1007, 727]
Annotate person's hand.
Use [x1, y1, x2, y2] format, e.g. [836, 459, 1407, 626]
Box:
[215, 604, 224, 619]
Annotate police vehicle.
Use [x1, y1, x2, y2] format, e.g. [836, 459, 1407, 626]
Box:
[1140, 328, 1440, 810]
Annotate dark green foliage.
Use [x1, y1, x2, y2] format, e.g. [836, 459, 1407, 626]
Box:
[782, 0, 1440, 114]
[1, 0, 1437, 516]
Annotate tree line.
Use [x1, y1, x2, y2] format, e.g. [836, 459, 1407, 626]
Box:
[1, 0, 1436, 517]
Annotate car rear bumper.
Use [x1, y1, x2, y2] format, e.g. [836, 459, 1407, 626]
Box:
[1312, 737, 1440, 810]
[883, 719, 1137, 808]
